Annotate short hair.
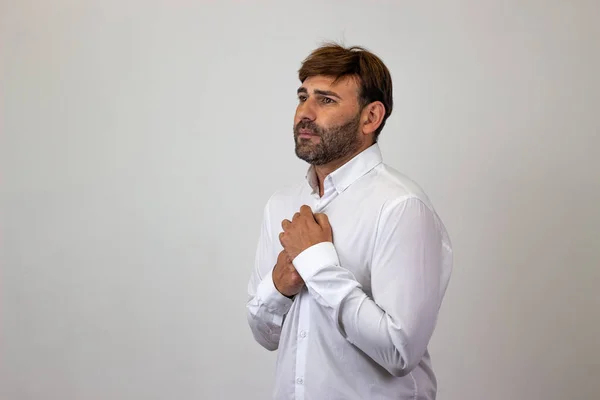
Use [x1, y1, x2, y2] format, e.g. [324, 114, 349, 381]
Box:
[298, 43, 393, 140]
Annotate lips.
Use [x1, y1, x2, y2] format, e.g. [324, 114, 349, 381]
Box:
[297, 128, 321, 140]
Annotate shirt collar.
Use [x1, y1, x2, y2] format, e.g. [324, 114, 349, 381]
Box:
[305, 143, 383, 195]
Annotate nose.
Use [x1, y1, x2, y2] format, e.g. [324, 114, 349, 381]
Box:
[295, 98, 317, 124]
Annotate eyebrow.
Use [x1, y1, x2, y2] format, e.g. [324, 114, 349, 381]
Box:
[297, 87, 343, 100]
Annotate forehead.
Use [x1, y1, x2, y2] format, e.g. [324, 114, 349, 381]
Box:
[300, 75, 360, 97]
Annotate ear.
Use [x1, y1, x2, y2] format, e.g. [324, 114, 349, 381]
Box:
[360, 101, 386, 136]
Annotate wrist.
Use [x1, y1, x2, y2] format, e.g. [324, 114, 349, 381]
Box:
[273, 280, 294, 299]
[256, 272, 294, 314]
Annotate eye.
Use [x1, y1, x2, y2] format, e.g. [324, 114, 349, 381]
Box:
[320, 97, 335, 104]
[298, 95, 307, 102]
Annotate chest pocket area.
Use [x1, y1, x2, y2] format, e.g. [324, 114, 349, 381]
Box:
[326, 210, 376, 297]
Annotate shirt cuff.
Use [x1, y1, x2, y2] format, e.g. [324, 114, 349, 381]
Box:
[292, 241, 340, 280]
[256, 269, 294, 315]
[292, 241, 362, 337]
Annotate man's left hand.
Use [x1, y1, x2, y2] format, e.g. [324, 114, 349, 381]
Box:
[279, 205, 333, 260]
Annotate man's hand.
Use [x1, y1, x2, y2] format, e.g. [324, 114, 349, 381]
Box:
[279, 205, 333, 261]
[272, 250, 304, 298]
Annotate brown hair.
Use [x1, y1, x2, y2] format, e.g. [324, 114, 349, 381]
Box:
[298, 43, 393, 140]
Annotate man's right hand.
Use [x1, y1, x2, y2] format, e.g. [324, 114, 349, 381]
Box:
[272, 250, 304, 298]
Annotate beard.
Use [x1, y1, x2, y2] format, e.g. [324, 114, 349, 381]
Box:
[293, 113, 362, 166]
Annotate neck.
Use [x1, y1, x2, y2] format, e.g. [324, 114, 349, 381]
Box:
[314, 141, 372, 197]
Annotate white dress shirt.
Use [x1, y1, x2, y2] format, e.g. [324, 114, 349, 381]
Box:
[246, 143, 453, 400]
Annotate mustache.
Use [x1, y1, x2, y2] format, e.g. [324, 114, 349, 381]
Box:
[294, 120, 322, 136]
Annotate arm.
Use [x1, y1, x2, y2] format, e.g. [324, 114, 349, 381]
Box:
[292, 197, 449, 376]
[246, 200, 294, 351]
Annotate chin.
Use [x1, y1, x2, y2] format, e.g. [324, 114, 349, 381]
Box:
[295, 149, 315, 163]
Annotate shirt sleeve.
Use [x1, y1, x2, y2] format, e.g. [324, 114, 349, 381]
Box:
[292, 196, 448, 376]
[246, 198, 294, 351]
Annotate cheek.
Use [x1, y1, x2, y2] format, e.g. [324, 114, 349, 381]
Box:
[322, 113, 345, 129]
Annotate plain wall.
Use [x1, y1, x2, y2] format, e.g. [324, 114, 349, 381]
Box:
[2, 1, 599, 399]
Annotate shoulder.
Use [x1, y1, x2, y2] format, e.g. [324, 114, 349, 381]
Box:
[260, 180, 310, 223]
[370, 164, 452, 248]
[265, 181, 306, 208]
[363, 163, 435, 209]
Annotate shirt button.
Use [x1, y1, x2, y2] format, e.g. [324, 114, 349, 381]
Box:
[299, 330, 307, 338]
[296, 378, 304, 385]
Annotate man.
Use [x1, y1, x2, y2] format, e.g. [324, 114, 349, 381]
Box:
[246, 43, 453, 400]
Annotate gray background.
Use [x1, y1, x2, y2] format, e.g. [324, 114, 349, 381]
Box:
[2, 1, 599, 399]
